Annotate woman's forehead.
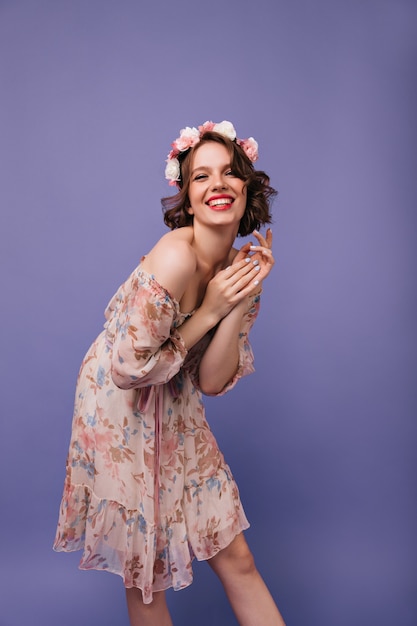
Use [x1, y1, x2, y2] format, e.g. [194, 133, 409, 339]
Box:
[191, 142, 231, 168]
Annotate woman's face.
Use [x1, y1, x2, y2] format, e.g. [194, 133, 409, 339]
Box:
[187, 141, 247, 229]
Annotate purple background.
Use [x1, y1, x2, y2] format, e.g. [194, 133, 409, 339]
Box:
[1, 1, 416, 624]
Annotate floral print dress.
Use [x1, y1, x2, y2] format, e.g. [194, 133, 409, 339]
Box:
[53, 264, 261, 604]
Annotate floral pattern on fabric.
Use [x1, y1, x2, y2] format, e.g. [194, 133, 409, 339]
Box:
[54, 266, 260, 603]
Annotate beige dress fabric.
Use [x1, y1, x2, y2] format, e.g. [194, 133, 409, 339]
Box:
[54, 264, 260, 603]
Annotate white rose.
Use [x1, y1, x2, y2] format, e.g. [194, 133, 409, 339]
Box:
[213, 120, 236, 141]
[165, 158, 180, 182]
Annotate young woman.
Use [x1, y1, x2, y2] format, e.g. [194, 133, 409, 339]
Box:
[54, 120, 286, 626]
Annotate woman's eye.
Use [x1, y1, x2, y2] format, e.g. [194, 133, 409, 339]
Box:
[226, 170, 236, 177]
[194, 173, 207, 181]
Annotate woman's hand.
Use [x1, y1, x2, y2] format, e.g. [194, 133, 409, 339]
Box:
[249, 228, 274, 284]
[200, 256, 263, 322]
[233, 228, 274, 291]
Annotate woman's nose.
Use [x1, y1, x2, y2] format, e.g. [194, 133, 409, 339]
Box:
[211, 174, 228, 190]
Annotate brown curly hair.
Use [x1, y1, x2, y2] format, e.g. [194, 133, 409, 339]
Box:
[161, 131, 277, 237]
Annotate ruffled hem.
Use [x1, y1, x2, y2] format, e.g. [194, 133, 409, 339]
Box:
[53, 471, 249, 604]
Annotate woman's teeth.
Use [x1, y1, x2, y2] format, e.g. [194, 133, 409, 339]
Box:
[208, 198, 232, 207]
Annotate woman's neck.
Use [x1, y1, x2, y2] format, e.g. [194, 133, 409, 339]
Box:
[191, 224, 238, 273]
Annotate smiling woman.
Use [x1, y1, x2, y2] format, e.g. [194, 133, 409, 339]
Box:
[53, 120, 284, 626]
[162, 126, 276, 235]
[187, 143, 247, 225]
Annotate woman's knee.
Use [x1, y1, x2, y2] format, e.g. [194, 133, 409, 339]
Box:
[126, 588, 167, 613]
[208, 533, 257, 578]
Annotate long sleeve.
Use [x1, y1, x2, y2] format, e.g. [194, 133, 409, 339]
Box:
[104, 268, 188, 390]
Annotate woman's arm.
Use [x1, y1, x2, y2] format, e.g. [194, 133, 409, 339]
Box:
[143, 235, 264, 352]
[177, 259, 261, 350]
[197, 229, 274, 395]
[197, 299, 249, 395]
[109, 274, 187, 389]
[122, 230, 272, 393]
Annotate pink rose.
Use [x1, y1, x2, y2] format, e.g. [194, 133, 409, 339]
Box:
[174, 126, 200, 151]
[167, 146, 179, 159]
[198, 120, 215, 134]
[239, 137, 259, 162]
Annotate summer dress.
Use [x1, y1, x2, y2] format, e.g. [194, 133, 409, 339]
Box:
[53, 263, 261, 603]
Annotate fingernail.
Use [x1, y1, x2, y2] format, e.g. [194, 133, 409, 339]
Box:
[254, 265, 261, 271]
[253, 279, 259, 285]
[253, 260, 259, 266]
[249, 246, 257, 250]
[245, 257, 251, 263]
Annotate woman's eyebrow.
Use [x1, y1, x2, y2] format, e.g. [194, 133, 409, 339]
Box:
[191, 164, 231, 175]
[191, 166, 210, 174]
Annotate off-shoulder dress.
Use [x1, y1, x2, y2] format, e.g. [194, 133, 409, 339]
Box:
[53, 264, 261, 604]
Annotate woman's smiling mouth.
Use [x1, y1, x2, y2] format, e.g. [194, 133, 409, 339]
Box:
[207, 195, 234, 209]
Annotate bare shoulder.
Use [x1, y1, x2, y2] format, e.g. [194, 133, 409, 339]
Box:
[141, 229, 197, 301]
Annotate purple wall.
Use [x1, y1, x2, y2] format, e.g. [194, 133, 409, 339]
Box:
[1, 1, 416, 624]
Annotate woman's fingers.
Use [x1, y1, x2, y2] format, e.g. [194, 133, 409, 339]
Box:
[224, 257, 261, 288]
[251, 228, 272, 249]
[250, 228, 274, 268]
[231, 241, 252, 264]
[204, 258, 260, 318]
[249, 246, 274, 258]
[206, 229, 274, 315]
[265, 227, 273, 248]
[233, 229, 272, 265]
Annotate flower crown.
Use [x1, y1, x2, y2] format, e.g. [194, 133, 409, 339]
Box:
[165, 120, 259, 186]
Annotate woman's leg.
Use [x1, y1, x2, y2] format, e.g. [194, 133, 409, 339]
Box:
[125, 588, 173, 626]
[208, 533, 286, 626]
